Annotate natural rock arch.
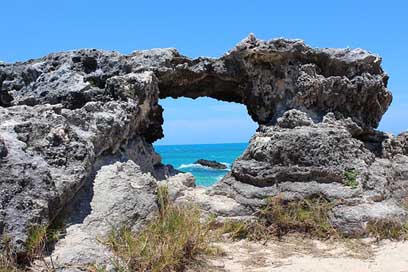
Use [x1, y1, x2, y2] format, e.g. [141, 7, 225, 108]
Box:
[0, 35, 406, 262]
[155, 34, 391, 132]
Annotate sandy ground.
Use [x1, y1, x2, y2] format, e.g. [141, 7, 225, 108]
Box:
[195, 236, 408, 272]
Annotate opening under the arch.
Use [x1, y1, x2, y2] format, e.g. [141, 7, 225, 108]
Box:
[154, 97, 257, 186]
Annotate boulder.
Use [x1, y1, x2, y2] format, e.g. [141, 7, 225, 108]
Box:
[50, 160, 158, 270]
[195, 159, 227, 169]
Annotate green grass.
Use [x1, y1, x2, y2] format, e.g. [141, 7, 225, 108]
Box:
[0, 222, 64, 271]
[106, 185, 219, 272]
[25, 225, 48, 260]
[344, 169, 359, 189]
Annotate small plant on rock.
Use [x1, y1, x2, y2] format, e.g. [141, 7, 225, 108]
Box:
[261, 195, 337, 239]
[344, 169, 359, 189]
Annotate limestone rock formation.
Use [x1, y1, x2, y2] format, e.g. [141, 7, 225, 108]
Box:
[0, 69, 166, 255]
[211, 110, 408, 233]
[50, 161, 158, 270]
[0, 34, 406, 260]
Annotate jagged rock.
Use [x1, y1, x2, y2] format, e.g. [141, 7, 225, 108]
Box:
[0, 34, 406, 257]
[50, 161, 158, 270]
[0, 72, 165, 254]
[276, 109, 314, 128]
[211, 110, 408, 233]
[0, 137, 7, 158]
[158, 172, 196, 201]
[195, 159, 227, 169]
[157, 34, 391, 130]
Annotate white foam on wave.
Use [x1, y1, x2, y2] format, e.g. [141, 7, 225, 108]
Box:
[178, 163, 231, 171]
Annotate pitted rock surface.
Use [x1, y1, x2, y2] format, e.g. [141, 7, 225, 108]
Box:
[0, 34, 406, 257]
[50, 161, 158, 270]
[211, 110, 408, 233]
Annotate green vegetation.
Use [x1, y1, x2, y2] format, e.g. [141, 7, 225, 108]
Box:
[366, 219, 408, 241]
[0, 222, 64, 272]
[106, 185, 219, 272]
[25, 225, 48, 260]
[344, 169, 359, 189]
[223, 195, 337, 240]
[262, 195, 337, 238]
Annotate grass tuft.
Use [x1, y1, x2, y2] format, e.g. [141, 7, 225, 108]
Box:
[0, 235, 20, 272]
[26, 225, 48, 260]
[366, 219, 408, 241]
[260, 195, 337, 239]
[223, 195, 337, 241]
[344, 169, 359, 189]
[106, 185, 219, 272]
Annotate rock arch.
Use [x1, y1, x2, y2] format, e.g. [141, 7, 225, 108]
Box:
[0, 35, 406, 259]
[154, 34, 391, 132]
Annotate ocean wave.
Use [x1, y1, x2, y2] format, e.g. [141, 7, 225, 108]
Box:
[178, 163, 231, 171]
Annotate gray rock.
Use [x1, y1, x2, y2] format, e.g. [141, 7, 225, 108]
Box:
[0, 72, 165, 254]
[0, 34, 406, 257]
[158, 173, 196, 201]
[50, 160, 158, 270]
[210, 111, 408, 233]
[195, 159, 227, 169]
[1, 35, 390, 130]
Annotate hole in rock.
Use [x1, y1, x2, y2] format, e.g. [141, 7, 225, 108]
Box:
[154, 97, 257, 187]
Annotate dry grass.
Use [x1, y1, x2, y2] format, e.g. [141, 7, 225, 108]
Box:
[0, 235, 20, 272]
[223, 195, 337, 241]
[0, 222, 63, 271]
[106, 185, 220, 272]
[366, 219, 408, 241]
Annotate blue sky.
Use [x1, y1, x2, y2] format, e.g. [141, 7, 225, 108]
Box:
[1, 1, 407, 145]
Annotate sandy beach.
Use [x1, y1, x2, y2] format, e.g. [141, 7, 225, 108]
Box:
[201, 237, 408, 272]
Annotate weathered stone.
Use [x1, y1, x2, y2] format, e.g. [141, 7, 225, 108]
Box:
[50, 160, 158, 270]
[0, 34, 406, 257]
[0, 71, 165, 254]
[210, 110, 408, 233]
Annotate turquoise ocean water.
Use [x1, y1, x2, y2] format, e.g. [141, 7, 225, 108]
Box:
[154, 143, 248, 187]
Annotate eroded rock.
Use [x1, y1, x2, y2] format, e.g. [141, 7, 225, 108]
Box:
[210, 110, 408, 233]
[0, 34, 406, 257]
[50, 160, 158, 270]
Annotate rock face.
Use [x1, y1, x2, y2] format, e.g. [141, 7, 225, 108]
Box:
[50, 161, 158, 270]
[211, 110, 408, 233]
[157, 34, 391, 131]
[195, 159, 227, 169]
[0, 34, 406, 257]
[0, 67, 166, 254]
